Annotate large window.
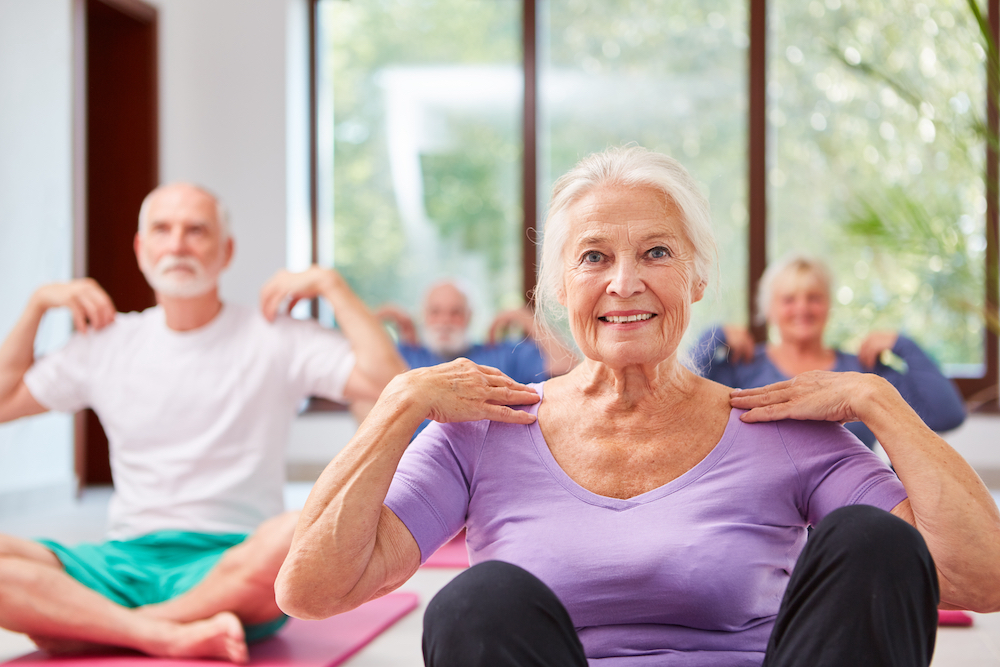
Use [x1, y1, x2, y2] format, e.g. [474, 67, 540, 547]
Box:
[314, 0, 522, 337]
[538, 1, 748, 343]
[770, 0, 988, 377]
[311, 0, 998, 398]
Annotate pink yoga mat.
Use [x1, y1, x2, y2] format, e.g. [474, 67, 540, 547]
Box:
[4, 592, 419, 667]
[938, 609, 974, 627]
[421, 531, 469, 569]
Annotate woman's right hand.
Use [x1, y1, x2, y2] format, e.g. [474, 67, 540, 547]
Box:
[388, 358, 540, 426]
[722, 325, 756, 363]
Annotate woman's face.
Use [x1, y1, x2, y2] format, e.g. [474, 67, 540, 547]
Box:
[560, 185, 704, 370]
[768, 271, 830, 345]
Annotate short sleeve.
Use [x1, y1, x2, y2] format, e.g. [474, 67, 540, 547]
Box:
[280, 318, 356, 402]
[776, 419, 907, 526]
[23, 333, 93, 413]
[384, 420, 486, 561]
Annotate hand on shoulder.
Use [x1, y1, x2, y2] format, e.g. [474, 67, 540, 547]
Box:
[33, 278, 116, 332]
[385, 358, 540, 425]
[259, 266, 346, 322]
[488, 307, 536, 345]
[729, 370, 888, 425]
[374, 304, 418, 345]
[721, 324, 756, 364]
[857, 330, 899, 369]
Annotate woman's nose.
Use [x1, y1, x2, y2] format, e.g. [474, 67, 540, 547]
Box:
[607, 261, 645, 298]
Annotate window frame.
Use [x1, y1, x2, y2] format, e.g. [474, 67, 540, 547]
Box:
[306, 0, 999, 407]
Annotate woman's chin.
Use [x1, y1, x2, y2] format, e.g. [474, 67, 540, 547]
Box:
[587, 345, 673, 371]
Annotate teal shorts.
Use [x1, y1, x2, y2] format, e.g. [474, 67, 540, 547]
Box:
[38, 531, 288, 642]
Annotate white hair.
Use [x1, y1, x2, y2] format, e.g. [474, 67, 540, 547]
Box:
[423, 277, 474, 317]
[755, 252, 834, 325]
[534, 145, 717, 334]
[137, 183, 231, 239]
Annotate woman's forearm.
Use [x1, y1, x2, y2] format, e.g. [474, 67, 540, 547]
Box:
[276, 381, 426, 618]
[858, 376, 1000, 611]
[277, 360, 540, 619]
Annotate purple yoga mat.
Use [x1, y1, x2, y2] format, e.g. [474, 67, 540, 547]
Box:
[4, 592, 419, 667]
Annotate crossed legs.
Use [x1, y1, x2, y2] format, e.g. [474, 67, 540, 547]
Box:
[0, 511, 300, 663]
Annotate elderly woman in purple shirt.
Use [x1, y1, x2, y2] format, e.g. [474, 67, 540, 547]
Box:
[276, 147, 1000, 667]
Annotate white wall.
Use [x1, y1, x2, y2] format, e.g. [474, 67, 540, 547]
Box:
[0, 0, 349, 517]
[148, 0, 354, 476]
[147, 0, 292, 307]
[0, 0, 78, 512]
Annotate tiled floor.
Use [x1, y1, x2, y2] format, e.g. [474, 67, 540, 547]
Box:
[1, 484, 999, 666]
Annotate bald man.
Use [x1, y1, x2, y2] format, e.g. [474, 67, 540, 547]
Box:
[0, 183, 405, 662]
[377, 280, 578, 384]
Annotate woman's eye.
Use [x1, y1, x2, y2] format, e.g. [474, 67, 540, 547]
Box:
[648, 246, 671, 259]
[584, 251, 603, 263]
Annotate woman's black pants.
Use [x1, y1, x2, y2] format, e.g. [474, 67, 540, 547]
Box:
[422, 505, 939, 666]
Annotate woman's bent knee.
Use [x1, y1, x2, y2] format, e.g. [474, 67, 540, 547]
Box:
[423, 561, 586, 667]
[814, 505, 934, 578]
[424, 561, 552, 631]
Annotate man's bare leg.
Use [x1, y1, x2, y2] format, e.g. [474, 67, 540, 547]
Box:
[0, 533, 63, 567]
[139, 512, 299, 626]
[0, 534, 248, 663]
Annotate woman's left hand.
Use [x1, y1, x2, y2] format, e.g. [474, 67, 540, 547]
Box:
[729, 370, 876, 424]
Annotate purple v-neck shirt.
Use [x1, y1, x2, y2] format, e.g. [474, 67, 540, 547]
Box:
[385, 384, 907, 666]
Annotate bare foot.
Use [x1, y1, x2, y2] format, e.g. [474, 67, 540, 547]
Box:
[163, 612, 248, 664]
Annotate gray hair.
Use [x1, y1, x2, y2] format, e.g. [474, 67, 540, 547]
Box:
[755, 252, 834, 325]
[423, 277, 474, 316]
[534, 145, 716, 333]
[137, 183, 231, 239]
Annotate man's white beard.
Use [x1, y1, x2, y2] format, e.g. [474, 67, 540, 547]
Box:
[423, 324, 470, 358]
[140, 254, 218, 298]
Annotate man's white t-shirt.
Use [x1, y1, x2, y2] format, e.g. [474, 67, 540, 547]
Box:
[24, 304, 355, 540]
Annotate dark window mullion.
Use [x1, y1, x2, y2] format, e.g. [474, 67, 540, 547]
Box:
[748, 0, 767, 341]
[523, 0, 538, 305]
[308, 0, 319, 319]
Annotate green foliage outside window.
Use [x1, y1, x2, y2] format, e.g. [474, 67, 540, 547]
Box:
[771, 0, 987, 374]
[318, 0, 990, 372]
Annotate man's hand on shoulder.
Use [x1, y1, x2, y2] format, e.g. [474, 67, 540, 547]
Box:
[374, 304, 418, 345]
[260, 266, 347, 322]
[488, 307, 536, 345]
[34, 279, 116, 333]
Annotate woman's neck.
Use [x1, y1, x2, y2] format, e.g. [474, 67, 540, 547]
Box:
[563, 356, 698, 414]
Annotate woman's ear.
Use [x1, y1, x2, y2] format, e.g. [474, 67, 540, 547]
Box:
[691, 279, 706, 304]
[556, 282, 567, 307]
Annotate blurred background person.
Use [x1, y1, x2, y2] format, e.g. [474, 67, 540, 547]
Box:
[690, 253, 965, 449]
[376, 279, 578, 384]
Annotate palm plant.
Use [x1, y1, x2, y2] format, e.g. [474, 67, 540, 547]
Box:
[831, 0, 999, 407]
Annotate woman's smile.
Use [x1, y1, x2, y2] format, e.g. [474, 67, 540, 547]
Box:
[561, 185, 702, 369]
[598, 311, 657, 325]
